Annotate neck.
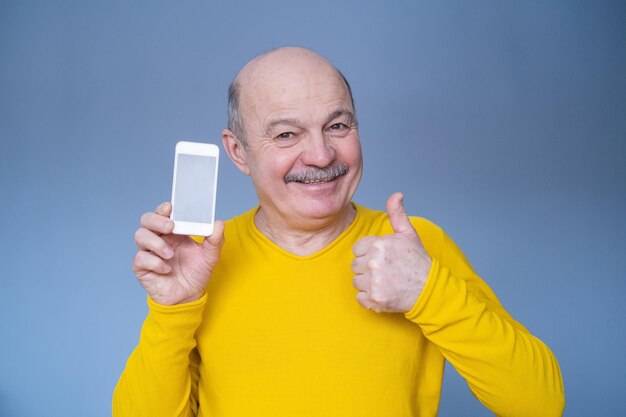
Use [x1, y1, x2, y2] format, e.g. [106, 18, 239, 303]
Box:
[254, 204, 356, 256]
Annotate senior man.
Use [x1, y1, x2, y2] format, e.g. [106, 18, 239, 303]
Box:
[113, 47, 564, 417]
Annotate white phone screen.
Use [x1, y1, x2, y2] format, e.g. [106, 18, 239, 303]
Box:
[172, 153, 217, 223]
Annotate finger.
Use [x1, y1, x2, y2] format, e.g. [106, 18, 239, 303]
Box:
[386, 192, 416, 235]
[134, 227, 174, 259]
[352, 275, 370, 291]
[133, 250, 172, 275]
[140, 211, 175, 235]
[206, 220, 225, 248]
[351, 257, 367, 275]
[156, 201, 172, 216]
[356, 292, 379, 312]
[352, 236, 376, 257]
[190, 221, 225, 245]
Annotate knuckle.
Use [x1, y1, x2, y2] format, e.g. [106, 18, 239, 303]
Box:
[372, 240, 386, 251]
[371, 295, 384, 305]
[160, 242, 171, 256]
[370, 289, 386, 305]
[366, 258, 378, 270]
[154, 259, 167, 273]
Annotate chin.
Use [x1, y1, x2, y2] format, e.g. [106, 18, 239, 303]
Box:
[292, 196, 351, 221]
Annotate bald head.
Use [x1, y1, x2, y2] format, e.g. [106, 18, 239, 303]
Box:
[227, 47, 355, 146]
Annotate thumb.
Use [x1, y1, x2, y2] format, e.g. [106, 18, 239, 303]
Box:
[386, 192, 416, 235]
[205, 220, 225, 249]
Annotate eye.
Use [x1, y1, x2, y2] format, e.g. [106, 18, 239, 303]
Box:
[330, 123, 347, 131]
[328, 123, 352, 137]
[273, 131, 300, 147]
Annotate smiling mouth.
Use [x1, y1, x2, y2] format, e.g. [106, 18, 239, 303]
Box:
[284, 163, 349, 185]
[299, 178, 337, 184]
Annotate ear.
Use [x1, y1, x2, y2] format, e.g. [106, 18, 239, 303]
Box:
[222, 129, 250, 176]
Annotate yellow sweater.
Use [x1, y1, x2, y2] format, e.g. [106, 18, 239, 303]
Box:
[113, 204, 564, 417]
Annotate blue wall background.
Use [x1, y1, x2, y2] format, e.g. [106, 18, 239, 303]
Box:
[1, 1, 624, 416]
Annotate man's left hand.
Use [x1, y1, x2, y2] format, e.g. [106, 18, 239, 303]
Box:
[351, 192, 432, 313]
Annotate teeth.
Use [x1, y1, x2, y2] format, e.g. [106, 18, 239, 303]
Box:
[301, 178, 332, 184]
[284, 164, 349, 185]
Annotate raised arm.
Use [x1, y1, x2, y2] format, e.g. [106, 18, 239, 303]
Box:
[113, 202, 224, 417]
[351, 193, 564, 416]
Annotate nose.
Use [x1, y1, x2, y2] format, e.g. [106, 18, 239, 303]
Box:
[301, 130, 335, 167]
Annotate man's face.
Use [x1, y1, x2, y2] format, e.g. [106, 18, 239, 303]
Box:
[234, 54, 363, 227]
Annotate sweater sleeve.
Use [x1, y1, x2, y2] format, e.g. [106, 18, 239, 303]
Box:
[112, 293, 207, 417]
[405, 229, 565, 417]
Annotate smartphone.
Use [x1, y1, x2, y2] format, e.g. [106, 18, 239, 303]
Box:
[170, 141, 219, 236]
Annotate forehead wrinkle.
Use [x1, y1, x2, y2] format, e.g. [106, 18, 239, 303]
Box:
[237, 51, 354, 138]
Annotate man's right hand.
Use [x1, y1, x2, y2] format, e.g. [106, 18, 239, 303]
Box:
[132, 202, 225, 306]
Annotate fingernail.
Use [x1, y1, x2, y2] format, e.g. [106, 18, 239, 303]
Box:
[164, 247, 174, 258]
[159, 202, 171, 213]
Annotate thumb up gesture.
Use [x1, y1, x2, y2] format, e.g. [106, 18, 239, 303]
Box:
[351, 193, 432, 313]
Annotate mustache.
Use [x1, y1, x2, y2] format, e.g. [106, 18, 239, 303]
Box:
[284, 163, 349, 184]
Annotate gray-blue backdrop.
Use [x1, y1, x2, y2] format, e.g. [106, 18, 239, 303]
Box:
[1, 1, 624, 416]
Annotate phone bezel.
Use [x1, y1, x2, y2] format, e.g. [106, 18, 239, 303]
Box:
[170, 141, 219, 236]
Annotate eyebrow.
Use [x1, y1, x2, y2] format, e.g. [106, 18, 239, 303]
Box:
[264, 109, 356, 136]
[325, 109, 355, 126]
[265, 118, 301, 136]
